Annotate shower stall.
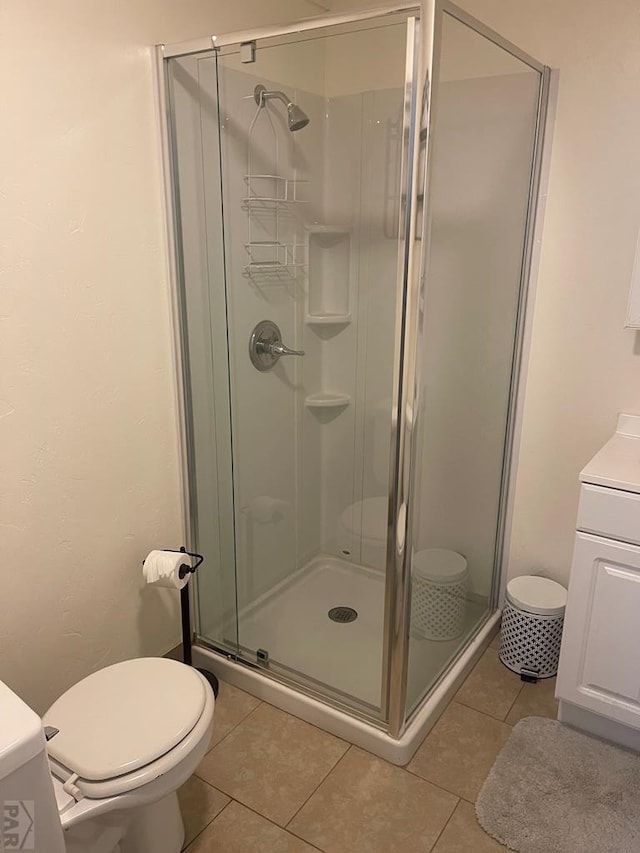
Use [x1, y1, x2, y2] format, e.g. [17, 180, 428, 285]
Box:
[158, 1, 551, 762]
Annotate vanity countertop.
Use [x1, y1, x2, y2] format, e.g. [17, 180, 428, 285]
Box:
[580, 413, 640, 494]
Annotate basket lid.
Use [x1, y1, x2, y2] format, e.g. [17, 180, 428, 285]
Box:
[506, 575, 567, 616]
[413, 549, 467, 583]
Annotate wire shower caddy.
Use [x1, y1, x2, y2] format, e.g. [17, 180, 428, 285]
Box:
[244, 95, 308, 278]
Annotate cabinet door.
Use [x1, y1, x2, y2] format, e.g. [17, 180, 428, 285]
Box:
[556, 532, 640, 728]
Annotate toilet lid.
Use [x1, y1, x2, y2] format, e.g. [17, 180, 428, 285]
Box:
[43, 658, 206, 783]
[340, 497, 388, 541]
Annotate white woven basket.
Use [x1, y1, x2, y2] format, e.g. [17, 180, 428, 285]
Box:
[412, 549, 468, 641]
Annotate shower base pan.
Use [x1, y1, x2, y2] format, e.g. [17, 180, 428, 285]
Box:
[194, 555, 499, 765]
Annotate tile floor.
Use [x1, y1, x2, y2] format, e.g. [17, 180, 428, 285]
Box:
[178, 637, 559, 852]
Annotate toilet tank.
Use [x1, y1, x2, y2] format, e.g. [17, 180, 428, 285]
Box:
[0, 680, 65, 852]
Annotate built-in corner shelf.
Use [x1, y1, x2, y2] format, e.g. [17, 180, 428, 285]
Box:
[306, 224, 350, 238]
[305, 313, 351, 326]
[306, 226, 351, 322]
[304, 393, 351, 410]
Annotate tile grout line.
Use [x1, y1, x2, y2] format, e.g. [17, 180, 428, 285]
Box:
[183, 791, 325, 852]
[403, 762, 477, 804]
[285, 827, 327, 852]
[454, 690, 522, 724]
[182, 796, 234, 851]
[492, 644, 528, 721]
[502, 680, 525, 723]
[449, 698, 516, 727]
[184, 767, 474, 853]
[189, 774, 228, 796]
[198, 698, 264, 764]
[404, 699, 516, 802]
[284, 743, 354, 830]
[195, 726, 352, 840]
[196, 697, 352, 834]
[455, 646, 525, 723]
[230, 799, 327, 852]
[425, 796, 462, 853]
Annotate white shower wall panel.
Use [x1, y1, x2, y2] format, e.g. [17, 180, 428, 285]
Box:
[356, 89, 403, 542]
[313, 92, 362, 562]
[174, 46, 407, 620]
[317, 88, 403, 568]
[203, 61, 326, 607]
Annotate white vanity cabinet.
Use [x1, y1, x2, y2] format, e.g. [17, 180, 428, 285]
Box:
[556, 414, 640, 750]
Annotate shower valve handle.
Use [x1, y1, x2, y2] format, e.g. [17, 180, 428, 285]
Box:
[270, 341, 305, 358]
[249, 320, 305, 372]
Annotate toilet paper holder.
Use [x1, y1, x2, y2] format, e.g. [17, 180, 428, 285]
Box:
[150, 546, 219, 698]
[162, 546, 204, 579]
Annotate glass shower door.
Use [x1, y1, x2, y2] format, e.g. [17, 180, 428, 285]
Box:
[167, 14, 419, 719]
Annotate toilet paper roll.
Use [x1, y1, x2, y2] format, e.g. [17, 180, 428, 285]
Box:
[249, 495, 288, 524]
[143, 550, 191, 590]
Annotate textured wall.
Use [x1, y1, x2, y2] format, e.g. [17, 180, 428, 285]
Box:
[448, 0, 640, 586]
[0, 0, 317, 714]
[333, 0, 640, 587]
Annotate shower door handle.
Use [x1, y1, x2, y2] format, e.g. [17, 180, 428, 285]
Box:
[249, 320, 305, 372]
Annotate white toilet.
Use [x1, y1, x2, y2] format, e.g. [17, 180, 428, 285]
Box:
[0, 657, 215, 853]
[338, 496, 389, 569]
[337, 399, 393, 570]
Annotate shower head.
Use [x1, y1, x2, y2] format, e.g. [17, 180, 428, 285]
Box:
[287, 103, 310, 132]
[254, 84, 310, 132]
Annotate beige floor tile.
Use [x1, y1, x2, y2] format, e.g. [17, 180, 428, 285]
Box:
[196, 703, 349, 826]
[505, 676, 558, 726]
[489, 632, 501, 651]
[289, 746, 458, 853]
[178, 775, 230, 849]
[455, 649, 522, 720]
[432, 801, 509, 852]
[408, 702, 511, 802]
[186, 801, 317, 852]
[208, 680, 262, 749]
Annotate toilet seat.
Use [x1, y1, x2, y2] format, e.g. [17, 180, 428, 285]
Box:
[340, 496, 388, 544]
[43, 658, 211, 801]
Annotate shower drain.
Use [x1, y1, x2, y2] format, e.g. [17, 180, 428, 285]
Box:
[328, 606, 358, 624]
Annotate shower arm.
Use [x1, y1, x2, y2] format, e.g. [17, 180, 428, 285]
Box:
[256, 88, 294, 110]
[253, 84, 309, 132]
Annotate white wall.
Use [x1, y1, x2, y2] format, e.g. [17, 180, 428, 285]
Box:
[444, 0, 640, 587]
[416, 69, 540, 598]
[333, 0, 640, 588]
[0, 0, 319, 714]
